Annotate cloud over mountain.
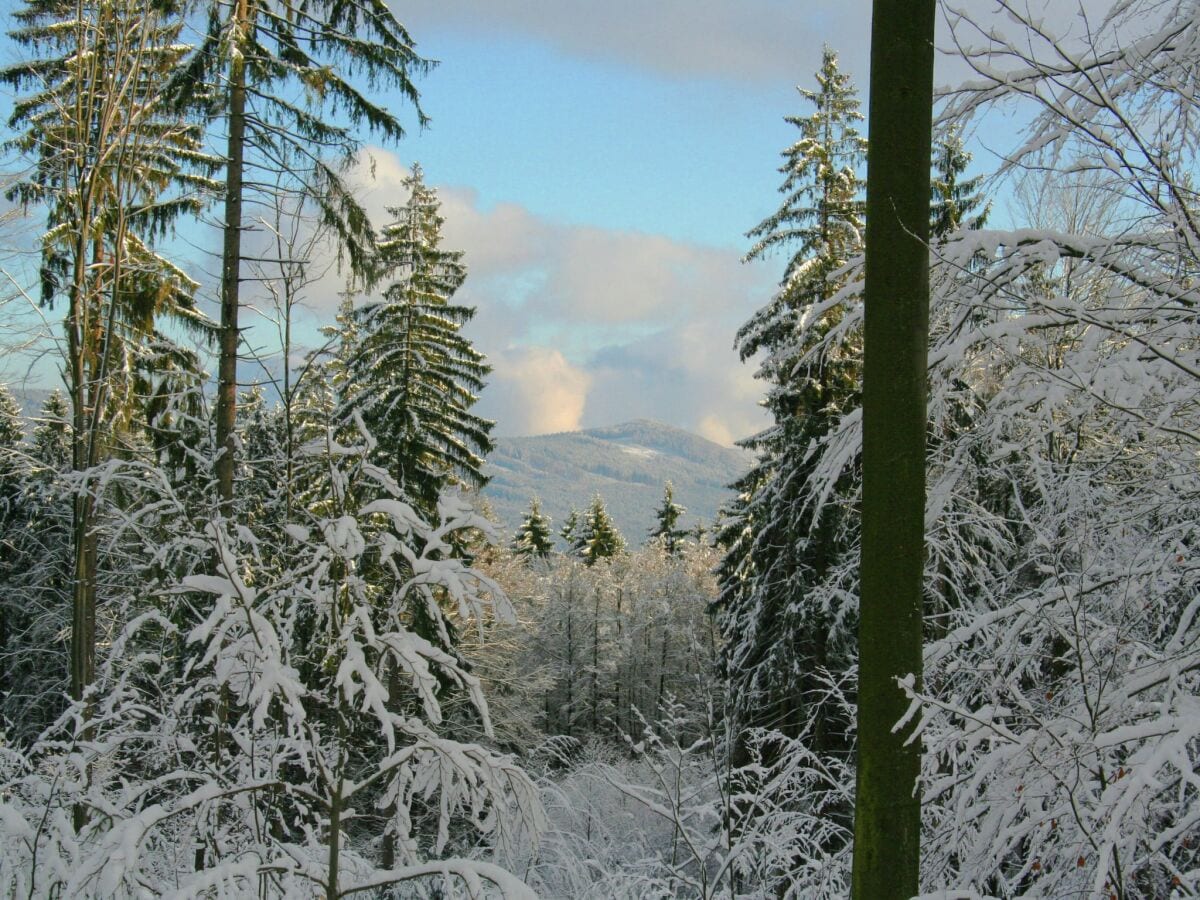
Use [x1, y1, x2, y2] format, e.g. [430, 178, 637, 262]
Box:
[342, 149, 773, 446]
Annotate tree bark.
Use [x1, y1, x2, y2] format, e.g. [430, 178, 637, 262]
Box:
[67, 190, 95, 834]
[214, 11, 248, 511]
[852, 2, 935, 897]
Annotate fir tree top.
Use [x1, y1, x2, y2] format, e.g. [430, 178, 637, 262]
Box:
[512, 497, 554, 559]
[745, 45, 866, 291]
[649, 481, 688, 555]
[931, 124, 990, 239]
[580, 493, 625, 566]
[339, 165, 494, 516]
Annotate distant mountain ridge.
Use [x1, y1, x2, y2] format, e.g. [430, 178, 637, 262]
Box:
[481, 419, 752, 546]
[2, 392, 748, 545]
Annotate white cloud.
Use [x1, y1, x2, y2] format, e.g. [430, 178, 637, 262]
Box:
[398, 0, 874, 85]
[486, 347, 591, 434]
[394, 0, 1121, 97]
[578, 320, 767, 446]
[697, 414, 735, 447]
[294, 148, 774, 441]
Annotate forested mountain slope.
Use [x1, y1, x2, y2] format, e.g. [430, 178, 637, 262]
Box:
[482, 419, 750, 542]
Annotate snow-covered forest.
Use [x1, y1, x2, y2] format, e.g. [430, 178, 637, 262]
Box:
[0, 0, 1197, 896]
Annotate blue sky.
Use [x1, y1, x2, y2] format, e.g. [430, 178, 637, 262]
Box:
[333, 0, 879, 444]
[0, 0, 1107, 445]
[343, 0, 1076, 444]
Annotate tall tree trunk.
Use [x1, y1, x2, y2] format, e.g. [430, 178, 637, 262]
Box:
[564, 589, 574, 737]
[326, 754, 344, 900]
[215, 15, 248, 511]
[591, 586, 599, 733]
[67, 202, 95, 834]
[852, 2, 935, 897]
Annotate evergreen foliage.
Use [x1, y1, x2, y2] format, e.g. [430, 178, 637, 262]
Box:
[648, 481, 688, 554]
[930, 125, 989, 239]
[560, 506, 584, 557]
[178, 0, 433, 505]
[0, 389, 73, 742]
[578, 494, 626, 566]
[0, 1, 1196, 895]
[2, 0, 216, 322]
[513, 497, 554, 559]
[341, 164, 494, 516]
[717, 46, 865, 772]
[31, 389, 70, 470]
[0, 384, 22, 451]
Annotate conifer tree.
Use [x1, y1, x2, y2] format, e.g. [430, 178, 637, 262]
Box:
[717, 46, 866, 770]
[341, 165, 493, 515]
[560, 506, 585, 557]
[513, 497, 554, 559]
[648, 481, 688, 554]
[0, 386, 22, 469]
[2, 0, 214, 772]
[0, 386, 23, 693]
[31, 389, 70, 472]
[579, 494, 625, 566]
[177, 0, 433, 508]
[0, 384, 25, 584]
[0, 389, 73, 742]
[930, 124, 989, 239]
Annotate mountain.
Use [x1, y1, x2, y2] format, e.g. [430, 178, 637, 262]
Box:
[481, 419, 752, 546]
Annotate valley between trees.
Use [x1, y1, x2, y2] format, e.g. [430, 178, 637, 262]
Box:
[0, 0, 1197, 897]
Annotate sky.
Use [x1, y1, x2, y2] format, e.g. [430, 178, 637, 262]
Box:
[0, 0, 1113, 445]
[328, 0, 1066, 444]
[310, 1, 888, 445]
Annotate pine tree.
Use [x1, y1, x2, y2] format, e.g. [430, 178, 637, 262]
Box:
[560, 506, 585, 557]
[513, 497, 554, 559]
[930, 124, 989, 239]
[178, 0, 433, 509]
[579, 494, 625, 566]
[648, 481, 688, 554]
[717, 46, 866, 773]
[341, 164, 493, 515]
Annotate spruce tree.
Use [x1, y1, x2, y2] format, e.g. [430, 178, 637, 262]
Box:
[560, 506, 585, 558]
[341, 165, 493, 515]
[0, 385, 22, 456]
[31, 389, 70, 473]
[0, 385, 23, 696]
[648, 481, 688, 554]
[513, 497, 554, 559]
[717, 46, 866, 772]
[931, 124, 989, 239]
[1, 388, 73, 742]
[3, 0, 215, 757]
[579, 494, 625, 566]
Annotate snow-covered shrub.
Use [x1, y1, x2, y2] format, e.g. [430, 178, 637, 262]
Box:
[0, 416, 542, 897]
